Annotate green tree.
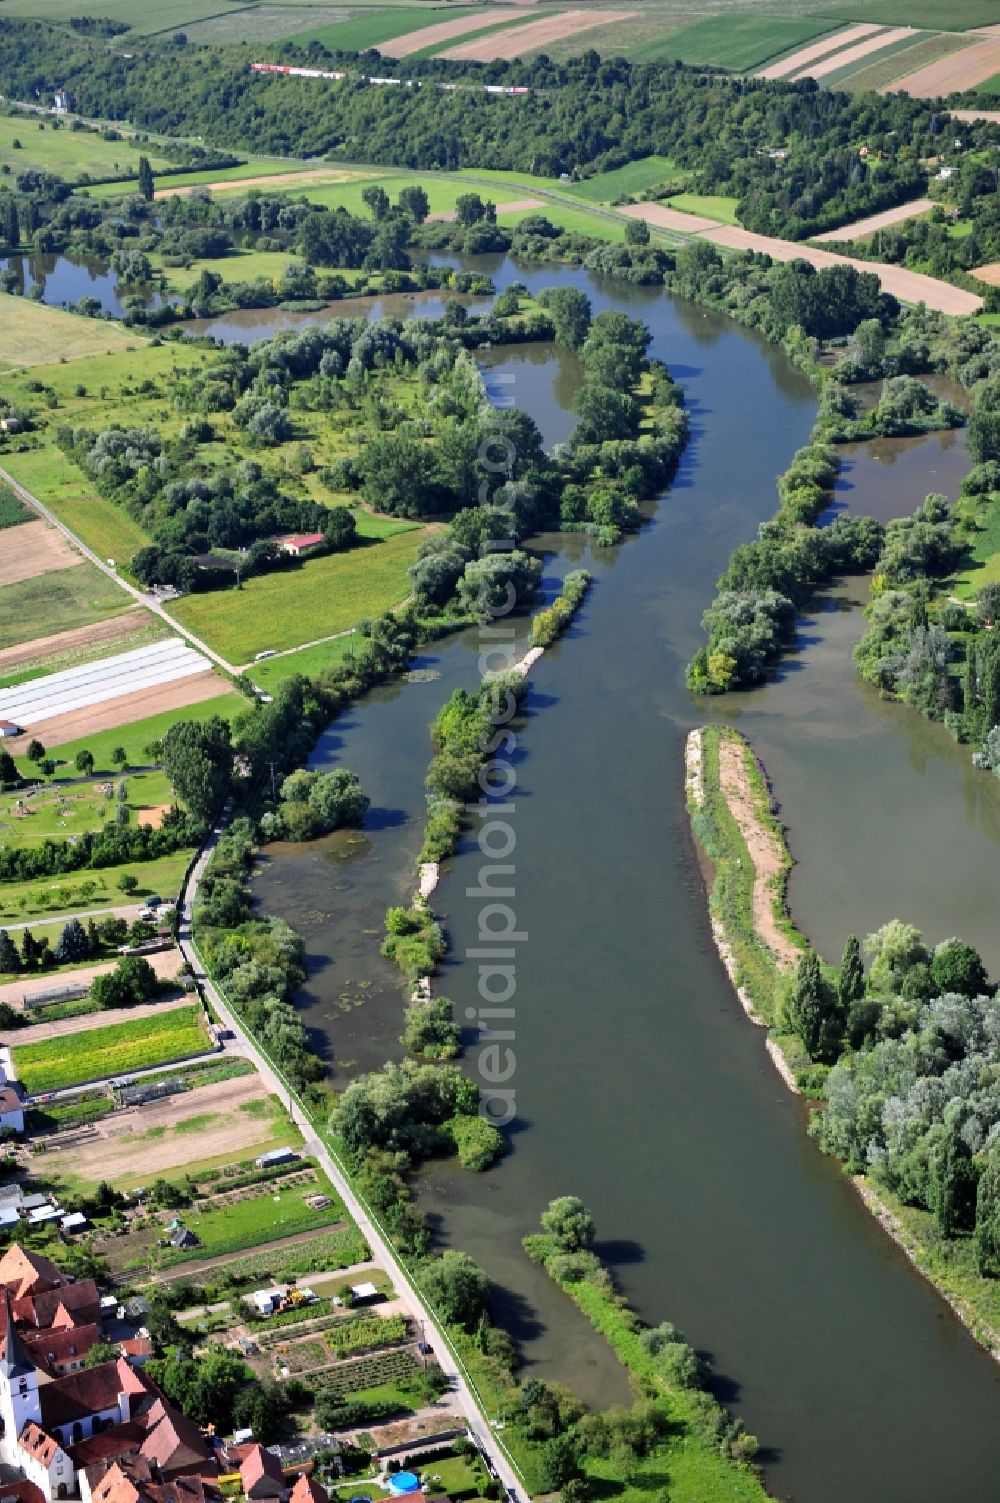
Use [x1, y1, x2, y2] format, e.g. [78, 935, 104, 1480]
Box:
[786, 950, 842, 1063]
[931, 939, 989, 999]
[137, 155, 154, 202]
[26, 739, 44, 763]
[110, 746, 128, 769]
[932, 1123, 978, 1238]
[975, 1151, 1000, 1275]
[838, 933, 865, 1007]
[397, 185, 429, 222]
[90, 954, 157, 1008]
[541, 1195, 596, 1253]
[361, 184, 390, 221]
[402, 997, 460, 1059]
[75, 749, 95, 776]
[162, 717, 233, 824]
[117, 873, 138, 894]
[0, 749, 16, 787]
[85, 1341, 122, 1368]
[624, 216, 650, 245]
[322, 505, 357, 552]
[54, 918, 90, 964]
[416, 1249, 489, 1331]
[0, 931, 19, 974]
[538, 1433, 582, 1491]
[537, 286, 591, 350]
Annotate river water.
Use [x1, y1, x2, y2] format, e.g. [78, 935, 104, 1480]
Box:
[253, 258, 1000, 1502]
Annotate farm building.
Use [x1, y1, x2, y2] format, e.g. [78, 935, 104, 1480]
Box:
[278, 534, 324, 557]
[0, 1087, 25, 1136]
[0, 722, 21, 739]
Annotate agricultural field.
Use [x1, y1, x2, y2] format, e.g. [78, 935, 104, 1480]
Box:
[441, 9, 634, 61]
[13, 1002, 210, 1092]
[0, 846, 193, 924]
[160, 1168, 349, 1265]
[832, 31, 975, 93]
[620, 14, 840, 70]
[154, 1225, 371, 1284]
[39, 1079, 298, 1191]
[84, 160, 361, 201]
[0, 565, 129, 651]
[168, 4, 378, 45]
[0, 0, 261, 33]
[291, 5, 475, 50]
[39, 690, 246, 773]
[0, 519, 81, 589]
[157, 248, 301, 293]
[0, 116, 173, 183]
[663, 192, 740, 223]
[398, 12, 539, 60]
[248, 634, 355, 691]
[166, 525, 427, 662]
[0, 296, 146, 370]
[820, 0, 1000, 28]
[562, 155, 685, 202]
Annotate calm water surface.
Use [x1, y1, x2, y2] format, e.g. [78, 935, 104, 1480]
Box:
[256, 259, 1000, 1503]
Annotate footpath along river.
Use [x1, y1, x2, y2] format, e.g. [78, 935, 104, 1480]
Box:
[254, 257, 1000, 1503]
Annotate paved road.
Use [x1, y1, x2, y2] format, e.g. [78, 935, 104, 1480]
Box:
[0, 462, 239, 676]
[177, 821, 522, 1493]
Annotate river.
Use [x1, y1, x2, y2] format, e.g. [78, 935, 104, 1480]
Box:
[253, 257, 1000, 1503]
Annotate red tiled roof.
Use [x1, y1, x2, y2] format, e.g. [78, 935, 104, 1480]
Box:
[39, 1358, 125, 1428]
[0, 1478, 47, 1503]
[281, 533, 324, 549]
[18, 1422, 63, 1464]
[71, 1425, 149, 1470]
[23, 1320, 99, 1372]
[240, 1445, 284, 1497]
[140, 1401, 214, 1474]
[21, 1280, 101, 1329]
[290, 1475, 328, 1503]
[0, 1246, 65, 1299]
[0, 1090, 23, 1114]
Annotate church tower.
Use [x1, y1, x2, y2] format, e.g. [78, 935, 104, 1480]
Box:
[0, 1287, 42, 1453]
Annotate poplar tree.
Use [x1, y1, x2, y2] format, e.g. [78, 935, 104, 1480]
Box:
[0, 931, 19, 974]
[933, 1124, 978, 1238]
[137, 155, 154, 202]
[788, 950, 843, 1063]
[838, 934, 865, 1007]
[975, 1152, 1000, 1275]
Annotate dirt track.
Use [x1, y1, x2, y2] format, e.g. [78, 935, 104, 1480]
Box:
[757, 23, 880, 81]
[887, 37, 1000, 96]
[0, 611, 152, 673]
[11, 964, 184, 1033]
[701, 225, 983, 315]
[379, 9, 511, 56]
[816, 198, 934, 243]
[7, 668, 228, 750]
[718, 737, 798, 971]
[39, 1073, 276, 1184]
[620, 203, 719, 235]
[442, 8, 635, 60]
[794, 26, 917, 81]
[0, 520, 82, 587]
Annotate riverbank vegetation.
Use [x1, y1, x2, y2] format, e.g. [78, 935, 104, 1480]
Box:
[689, 722, 1000, 1358]
[521, 1197, 767, 1500]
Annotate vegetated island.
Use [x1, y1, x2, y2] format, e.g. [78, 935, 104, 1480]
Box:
[687, 723, 1000, 1361]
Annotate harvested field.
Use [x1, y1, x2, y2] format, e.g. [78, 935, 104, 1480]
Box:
[973, 263, 1000, 285]
[379, 8, 512, 56]
[0, 611, 152, 675]
[155, 170, 348, 199]
[619, 202, 720, 235]
[698, 224, 981, 314]
[954, 107, 1000, 120]
[793, 26, 918, 81]
[6, 669, 229, 751]
[816, 198, 935, 242]
[845, 32, 975, 94]
[888, 36, 1000, 94]
[757, 22, 881, 80]
[428, 195, 545, 221]
[0, 296, 143, 369]
[441, 9, 635, 60]
[39, 1074, 278, 1186]
[0, 519, 82, 587]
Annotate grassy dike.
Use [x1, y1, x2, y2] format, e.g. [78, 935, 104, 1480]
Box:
[686, 724, 1000, 1364]
[523, 1233, 771, 1503]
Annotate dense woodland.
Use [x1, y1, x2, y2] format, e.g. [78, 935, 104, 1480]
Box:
[0, 21, 996, 239]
